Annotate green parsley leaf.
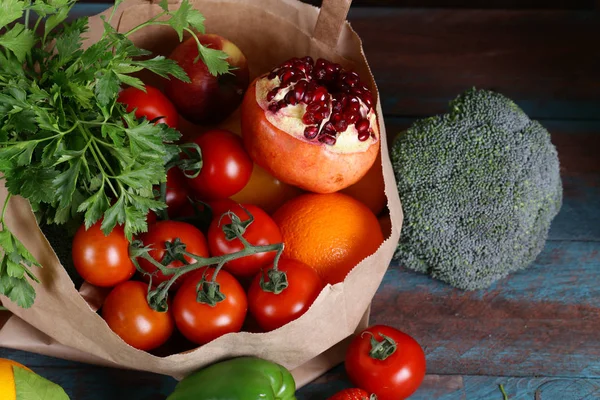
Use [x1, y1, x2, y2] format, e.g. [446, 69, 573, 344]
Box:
[53, 158, 82, 208]
[0, 274, 36, 309]
[0, 0, 24, 29]
[44, 2, 74, 38]
[197, 45, 231, 76]
[186, 9, 206, 34]
[77, 189, 109, 228]
[132, 56, 190, 82]
[95, 70, 120, 107]
[0, 24, 35, 63]
[13, 365, 70, 400]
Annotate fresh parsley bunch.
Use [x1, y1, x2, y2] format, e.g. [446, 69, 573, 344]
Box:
[0, 0, 231, 308]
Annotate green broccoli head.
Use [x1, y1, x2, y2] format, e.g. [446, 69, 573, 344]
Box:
[391, 88, 562, 290]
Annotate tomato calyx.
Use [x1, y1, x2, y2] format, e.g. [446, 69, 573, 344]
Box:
[365, 331, 398, 361]
[129, 207, 285, 311]
[259, 267, 288, 294]
[172, 142, 203, 179]
[196, 273, 227, 307]
[220, 205, 254, 241]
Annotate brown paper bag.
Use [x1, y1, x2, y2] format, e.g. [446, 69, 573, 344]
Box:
[0, 0, 403, 386]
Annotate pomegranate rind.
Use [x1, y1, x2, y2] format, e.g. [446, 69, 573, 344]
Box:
[241, 78, 380, 194]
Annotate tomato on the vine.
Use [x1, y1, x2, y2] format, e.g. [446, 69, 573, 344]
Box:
[117, 85, 179, 128]
[208, 203, 282, 279]
[186, 129, 253, 200]
[345, 325, 426, 400]
[137, 221, 209, 288]
[173, 267, 247, 345]
[72, 221, 135, 287]
[102, 280, 174, 351]
[248, 258, 323, 332]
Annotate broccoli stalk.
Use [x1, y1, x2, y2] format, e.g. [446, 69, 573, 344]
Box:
[391, 88, 562, 290]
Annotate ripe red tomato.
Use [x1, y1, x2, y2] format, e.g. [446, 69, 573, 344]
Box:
[173, 267, 247, 345]
[345, 325, 426, 400]
[102, 280, 174, 351]
[137, 221, 209, 288]
[72, 221, 135, 287]
[164, 167, 191, 217]
[186, 129, 253, 200]
[117, 85, 179, 128]
[248, 258, 323, 332]
[208, 203, 282, 278]
[327, 388, 374, 400]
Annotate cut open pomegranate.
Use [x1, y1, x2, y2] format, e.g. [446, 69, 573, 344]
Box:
[241, 56, 380, 194]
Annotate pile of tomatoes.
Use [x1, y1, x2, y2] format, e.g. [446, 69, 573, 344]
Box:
[70, 78, 326, 352]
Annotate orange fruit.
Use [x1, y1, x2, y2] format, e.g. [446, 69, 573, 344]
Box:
[273, 193, 384, 285]
[340, 151, 387, 215]
[0, 358, 32, 400]
[231, 163, 303, 214]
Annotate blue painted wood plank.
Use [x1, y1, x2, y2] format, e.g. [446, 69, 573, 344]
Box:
[372, 240, 600, 379]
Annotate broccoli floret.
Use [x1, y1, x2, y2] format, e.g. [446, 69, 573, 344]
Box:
[391, 88, 562, 290]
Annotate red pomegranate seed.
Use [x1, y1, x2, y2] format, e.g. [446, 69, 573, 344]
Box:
[318, 134, 336, 146]
[331, 113, 342, 124]
[314, 111, 327, 122]
[281, 70, 297, 85]
[303, 56, 314, 65]
[313, 87, 328, 102]
[302, 112, 316, 125]
[345, 112, 359, 124]
[321, 121, 335, 135]
[268, 103, 279, 112]
[335, 119, 348, 132]
[348, 95, 359, 104]
[316, 58, 327, 68]
[277, 99, 287, 109]
[356, 119, 370, 133]
[347, 102, 360, 114]
[285, 91, 297, 105]
[361, 92, 373, 107]
[304, 125, 319, 139]
[358, 130, 370, 141]
[267, 88, 279, 102]
[315, 68, 326, 80]
[294, 81, 307, 101]
[332, 102, 343, 113]
[307, 102, 321, 113]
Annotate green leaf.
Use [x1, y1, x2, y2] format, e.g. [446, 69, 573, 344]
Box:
[54, 18, 87, 66]
[115, 73, 146, 91]
[54, 149, 85, 165]
[7, 259, 26, 279]
[124, 118, 168, 155]
[66, 82, 94, 109]
[117, 166, 163, 190]
[0, 274, 36, 309]
[158, 0, 169, 11]
[5, 165, 59, 204]
[0, 0, 25, 29]
[101, 123, 125, 148]
[126, 193, 165, 212]
[95, 70, 120, 107]
[132, 56, 189, 82]
[101, 196, 126, 234]
[197, 45, 231, 76]
[0, 24, 35, 63]
[13, 365, 70, 400]
[0, 231, 15, 254]
[166, 0, 192, 40]
[78, 189, 109, 228]
[186, 9, 206, 34]
[45, 3, 72, 37]
[29, 1, 56, 18]
[123, 206, 147, 240]
[53, 158, 82, 208]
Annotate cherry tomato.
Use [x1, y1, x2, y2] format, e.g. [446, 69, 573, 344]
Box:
[208, 203, 282, 278]
[186, 129, 253, 200]
[164, 167, 191, 217]
[117, 85, 179, 128]
[248, 258, 323, 332]
[102, 280, 174, 351]
[72, 221, 135, 287]
[137, 221, 209, 288]
[345, 325, 426, 400]
[328, 388, 374, 400]
[173, 267, 247, 345]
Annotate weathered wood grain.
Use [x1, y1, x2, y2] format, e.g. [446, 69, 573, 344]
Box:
[372, 240, 600, 379]
[298, 364, 600, 399]
[347, 9, 600, 120]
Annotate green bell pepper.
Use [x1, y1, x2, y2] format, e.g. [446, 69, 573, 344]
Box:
[167, 357, 297, 400]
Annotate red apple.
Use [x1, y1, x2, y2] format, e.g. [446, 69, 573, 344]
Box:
[164, 34, 249, 125]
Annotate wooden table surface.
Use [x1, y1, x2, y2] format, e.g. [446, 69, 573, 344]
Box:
[1, 3, 599, 399]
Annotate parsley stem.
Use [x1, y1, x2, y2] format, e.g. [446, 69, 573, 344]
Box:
[123, 13, 169, 38]
[24, 9, 30, 29]
[0, 194, 11, 225]
[90, 137, 118, 177]
[79, 126, 119, 198]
